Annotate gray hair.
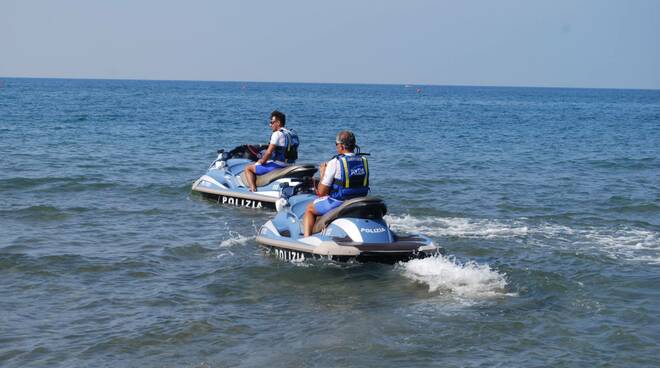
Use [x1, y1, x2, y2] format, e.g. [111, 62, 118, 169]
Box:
[335, 130, 356, 151]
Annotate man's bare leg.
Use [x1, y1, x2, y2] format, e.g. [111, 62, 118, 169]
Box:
[303, 201, 319, 237]
[245, 164, 257, 192]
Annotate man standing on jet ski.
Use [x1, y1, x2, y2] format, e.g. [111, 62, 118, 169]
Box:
[303, 130, 369, 237]
[244, 110, 299, 192]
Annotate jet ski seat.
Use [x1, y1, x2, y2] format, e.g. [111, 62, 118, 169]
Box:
[240, 164, 317, 187]
[312, 196, 388, 234]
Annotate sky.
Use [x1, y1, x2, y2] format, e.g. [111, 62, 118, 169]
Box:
[1, 0, 659, 89]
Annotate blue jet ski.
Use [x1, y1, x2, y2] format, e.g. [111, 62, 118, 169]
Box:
[192, 145, 317, 209]
[256, 185, 441, 264]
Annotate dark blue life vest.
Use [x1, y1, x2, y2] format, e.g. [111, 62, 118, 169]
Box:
[272, 128, 299, 164]
[330, 154, 370, 200]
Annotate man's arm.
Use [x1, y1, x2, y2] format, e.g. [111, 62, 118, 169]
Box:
[319, 162, 327, 179]
[317, 183, 330, 197]
[257, 144, 276, 164]
[317, 159, 336, 196]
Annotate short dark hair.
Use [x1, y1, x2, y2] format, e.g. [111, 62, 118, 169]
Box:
[271, 110, 286, 126]
[336, 130, 356, 151]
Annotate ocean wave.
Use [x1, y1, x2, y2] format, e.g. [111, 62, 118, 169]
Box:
[53, 181, 117, 193]
[0, 176, 116, 193]
[397, 254, 510, 299]
[68, 115, 89, 122]
[0, 205, 70, 221]
[0, 253, 121, 276]
[125, 182, 191, 196]
[607, 203, 660, 214]
[0, 176, 84, 190]
[388, 177, 472, 186]
[586, 157, 659, 170]
[156, 166, 193, 173]
[162, 244, 215, 259]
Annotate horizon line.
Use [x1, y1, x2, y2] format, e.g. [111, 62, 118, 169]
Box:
[1, 75, 658, 92]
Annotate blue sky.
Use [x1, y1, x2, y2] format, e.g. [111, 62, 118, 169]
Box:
[1, 0, 658, 89]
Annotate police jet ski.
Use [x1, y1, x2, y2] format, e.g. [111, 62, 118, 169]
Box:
[256, 185, 441, 264]
[192, 145, 317, 209]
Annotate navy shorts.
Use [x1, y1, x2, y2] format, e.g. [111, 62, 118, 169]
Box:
[255, 162, 286, 175]
[313, 196, 343, 215]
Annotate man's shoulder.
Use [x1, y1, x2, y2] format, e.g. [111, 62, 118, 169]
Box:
[326, 157, 341, 175]
[334, 153, 358, 161]
[269, 130, 284, 143]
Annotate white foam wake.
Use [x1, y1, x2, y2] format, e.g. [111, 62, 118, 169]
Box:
[398, 255, 509, 299]
[559, 225, 658, 263]
[385, 214, 660, 263]
[385, 214, 529, 239]
[219, 231, 253, 248]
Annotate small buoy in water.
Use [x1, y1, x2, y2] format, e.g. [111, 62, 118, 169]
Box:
[416, 88, 422, 93]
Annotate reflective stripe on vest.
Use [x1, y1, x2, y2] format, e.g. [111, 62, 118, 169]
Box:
[362, 156, 369, 187]
[331, 154, 370, 200]
[341, 157, 350, 188]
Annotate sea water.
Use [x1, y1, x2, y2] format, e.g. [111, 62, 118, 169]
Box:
[1, 78, 659, 367]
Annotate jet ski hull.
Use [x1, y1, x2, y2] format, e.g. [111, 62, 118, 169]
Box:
[193, 176, 276, 209]
[191, 151, 316, 210]
[255, 196, 442, 264]
[256, 233, 439, 264]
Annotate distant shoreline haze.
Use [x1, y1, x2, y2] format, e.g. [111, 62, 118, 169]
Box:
[0, 76, 658, 92]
